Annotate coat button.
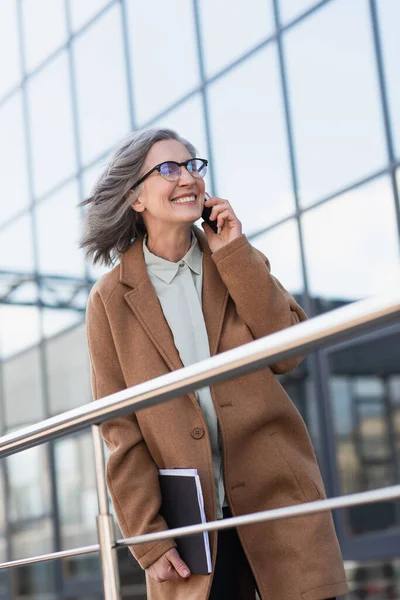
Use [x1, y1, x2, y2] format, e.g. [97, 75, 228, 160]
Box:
[191, 427, 204, 439]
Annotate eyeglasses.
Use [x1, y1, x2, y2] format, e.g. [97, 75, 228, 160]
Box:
[130, 158, 208, 190]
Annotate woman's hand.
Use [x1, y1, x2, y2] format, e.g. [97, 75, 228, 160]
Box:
[146, 548, 191, 583]
[201, 194, 242, 252]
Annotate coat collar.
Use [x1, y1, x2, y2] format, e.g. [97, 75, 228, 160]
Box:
[120, 226, 228, 376]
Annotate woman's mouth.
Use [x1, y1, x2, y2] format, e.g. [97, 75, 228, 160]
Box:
[170, 195, 197, 204]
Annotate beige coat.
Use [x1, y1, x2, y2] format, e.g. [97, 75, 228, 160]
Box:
[86, 227, 348, 600]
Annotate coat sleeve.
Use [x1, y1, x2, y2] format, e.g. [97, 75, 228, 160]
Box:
[86, 287, 177, 569]
[211, 234, 307, 374]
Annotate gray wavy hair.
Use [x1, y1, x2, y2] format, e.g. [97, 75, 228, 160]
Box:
[79, 128, 197, 266]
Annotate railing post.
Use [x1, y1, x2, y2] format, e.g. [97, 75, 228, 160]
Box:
[92, 424, 121, 600]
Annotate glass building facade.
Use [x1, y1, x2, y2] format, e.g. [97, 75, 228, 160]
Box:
[0, 0, 399, 598]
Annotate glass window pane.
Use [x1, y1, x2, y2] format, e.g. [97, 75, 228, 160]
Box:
[345, 557, 400, 600]
[14, 562, 56, 597]
[208, 46, 294, 234]
[378, 0, 400, 160]
[279, 0, 320, 24]
[0, 306, 41, 359]
[3, 346, 45, 428]
[0, 0, 21, 97]
[73, 4, 130, 165]
[0, 92, 30, 224]
[82, 158, 108, 198]
[7, 445, 51, 524]
[0, 467, 5, 536]
[199, 0, 275, 77]
[45, 324, 91, 415]
[328, 330, 400, 535]
[28, 52, 77, 197]
[302, 176, 400, 304]
[126, 0, 200, 125]
[55, 433, 97, 550]
[62, 554, 102, 589]
[284, 0, 387, 206]
[35, 180, 84, 277]
[69, 0, 111, 32]
[42, 308, 83, 339]
[0, 214, 34, 273]
[22, 0, 67, 72]
[251, 219, 304, 295]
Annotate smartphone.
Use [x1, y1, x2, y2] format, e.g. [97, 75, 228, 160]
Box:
[202, 194, 219, 233]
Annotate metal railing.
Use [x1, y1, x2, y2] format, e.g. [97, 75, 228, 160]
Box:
[0, 291, 399, 599]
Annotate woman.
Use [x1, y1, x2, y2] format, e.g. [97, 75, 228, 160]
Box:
[81, 128, 348, 600]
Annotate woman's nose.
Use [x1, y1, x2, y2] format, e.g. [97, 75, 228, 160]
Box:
[178, 166, 196, 184]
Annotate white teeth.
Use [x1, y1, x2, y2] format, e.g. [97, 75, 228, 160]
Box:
[171, 195, 196, 204]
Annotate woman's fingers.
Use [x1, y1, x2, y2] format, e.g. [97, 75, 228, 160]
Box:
[203, 194, 242, 249]
[146, 548, 191, 583]
[165, 548, 191, 579]
[216, 209, 230, 229]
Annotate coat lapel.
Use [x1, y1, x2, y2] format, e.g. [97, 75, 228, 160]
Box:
[120, 238, 184, 374]
[195, 230, 229, 357]
[120, 227, 229, 374]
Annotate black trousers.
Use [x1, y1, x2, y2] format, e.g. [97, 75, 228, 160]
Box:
[209, 506, 259, 600]
[209, 506, 336, 600]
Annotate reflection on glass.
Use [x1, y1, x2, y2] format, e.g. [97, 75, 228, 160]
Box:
[2, 346, 45, 428]
[0, 0, 21, 97]
[199, 0, 274, 77]
[125, 0, 200, 125]
[73, 4, 130, 165]
[278, 0, 319, 24]
[328, 330, 400, 535]
[208, 45, 294, 234]
[68, 0, 111, 32]
[0, 93, 29, 225]
[345, 557, 400, 600]
[7, 445, 51, 524]
[251, 219, 303, 295]
[302, 176, 400, 304]
[284, 0, 387, 206]
[0, 305, 40, 359]
[28, 51, 76, 197]
[377, 0, 400, 160]
[45, 324, 91, 415]
[21, 0, 67, 72]
[35, 180, 84, 277]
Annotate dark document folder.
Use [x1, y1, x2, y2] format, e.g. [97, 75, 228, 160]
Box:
[158, 469, 212, 574]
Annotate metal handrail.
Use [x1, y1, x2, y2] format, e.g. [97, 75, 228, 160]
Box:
[0, 291, 399, 599]
[1, 483, 399, 573]
[0, 291, 399, 459]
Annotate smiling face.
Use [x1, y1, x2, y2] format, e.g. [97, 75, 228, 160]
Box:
[130, 139, 206, 236]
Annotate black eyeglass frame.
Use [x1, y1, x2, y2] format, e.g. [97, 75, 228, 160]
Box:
[129, 158, 208, 190]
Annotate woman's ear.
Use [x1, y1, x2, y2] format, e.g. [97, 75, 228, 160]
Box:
[128, 190, 145, 213]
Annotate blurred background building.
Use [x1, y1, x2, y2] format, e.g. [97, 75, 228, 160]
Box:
[0, 0, 399, 598]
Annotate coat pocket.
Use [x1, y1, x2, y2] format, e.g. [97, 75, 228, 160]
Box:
[269, 433, 320, 502]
